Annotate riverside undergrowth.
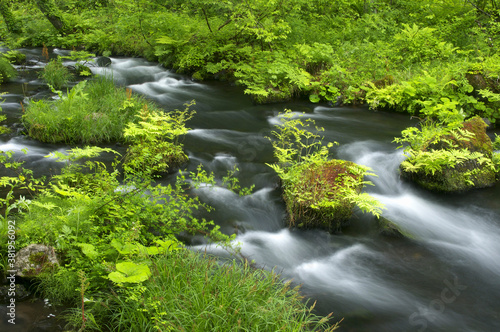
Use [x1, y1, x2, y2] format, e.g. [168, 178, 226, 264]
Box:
[1, 92, 339, 330]
[22, 76, 150, 144]
[3, 0, 500, 121]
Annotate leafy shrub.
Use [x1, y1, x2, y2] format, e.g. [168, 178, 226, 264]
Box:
[3, 50, 26, 65]
[394, 117, 499, 191]
[123, 103, 194, 177]
[0, 56, 17, 84]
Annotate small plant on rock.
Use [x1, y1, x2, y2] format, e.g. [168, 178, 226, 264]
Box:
[394, 116, 499, 192]
[267, 110, 384, 231]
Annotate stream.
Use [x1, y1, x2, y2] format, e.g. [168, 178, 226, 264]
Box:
[1, 48, 500, 331]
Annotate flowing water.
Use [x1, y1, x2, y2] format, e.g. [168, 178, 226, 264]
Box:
[2, 48, 500, 331]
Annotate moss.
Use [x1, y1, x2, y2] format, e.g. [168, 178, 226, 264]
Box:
[378, 216, 415, 239]
[462, 116, 493, 155]
[401, 159, 496, 192]
[283, 159, 362, 232]
[401, 117, 497, 192]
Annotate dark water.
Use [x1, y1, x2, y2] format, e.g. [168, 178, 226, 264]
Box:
[2, 48, 500, 331]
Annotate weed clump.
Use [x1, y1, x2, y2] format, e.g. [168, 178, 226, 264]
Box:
[40, 58, 74, 89]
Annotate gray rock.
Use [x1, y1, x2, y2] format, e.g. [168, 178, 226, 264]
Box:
[96, 56, 112, 67]
[14, 244, 59, 277]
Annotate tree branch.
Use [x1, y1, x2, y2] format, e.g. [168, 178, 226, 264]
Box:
[201, 7, 213, 33]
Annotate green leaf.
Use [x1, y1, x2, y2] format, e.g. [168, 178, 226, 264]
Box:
[309, 94, 320, 103]
[108, 262, 151, 284]
[76, 243, 99, 260]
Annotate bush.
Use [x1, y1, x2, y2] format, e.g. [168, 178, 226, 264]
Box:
[123, 103, 194, 177]
[0, 56, 17, 84]
[394, 117, 499, 192]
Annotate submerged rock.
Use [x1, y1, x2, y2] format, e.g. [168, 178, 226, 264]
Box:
[14, 244, 59, 277]
[96, 56, 112, 67]
[377, 216, 413, 239]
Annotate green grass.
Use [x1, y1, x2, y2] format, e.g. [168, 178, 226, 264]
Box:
[105, 250, 339, 332]
[22, 77, 158, 144]
[40, 58, 74, 89]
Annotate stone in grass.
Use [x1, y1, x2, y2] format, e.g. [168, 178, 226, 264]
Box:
[14, 244, 59, 277]
[400, 117, 497, 192]
[283, 159, 364, 233]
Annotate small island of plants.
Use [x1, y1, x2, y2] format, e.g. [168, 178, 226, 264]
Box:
[267, 110, 384, 232]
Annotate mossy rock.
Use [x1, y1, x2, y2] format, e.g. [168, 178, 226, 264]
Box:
[14, 244, 59, 277]
[377, 216, 414, 239]
[401, 117, 497, 192]
[424, 117, 493, 156]
[401, 159, 496, 192]
[283, 159, 363, 232]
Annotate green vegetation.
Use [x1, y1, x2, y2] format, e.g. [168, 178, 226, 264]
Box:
[267, 110, 384, 231]
[4, 0, 500, 329]
[39, 57, 74, 89]
[106, 250, 338, 331]
[1, 94, 337, 330]
[0, 143, 339, 330]
[394, 116, 500, 191]
[2, 49, 26, 64]
[123, 103, 194, 176]
[0, 54, 16, 85]
[23, 77, 152, 144]
[2, 0, 500, 118]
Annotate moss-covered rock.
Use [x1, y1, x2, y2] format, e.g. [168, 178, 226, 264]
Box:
[283, 159, 364, 232]
[377, 216, 414, 239]
[400, 117, 498, 192]
[14, 244, 59, 277]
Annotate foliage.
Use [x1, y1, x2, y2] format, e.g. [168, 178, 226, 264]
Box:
[267, 110, 384, 230]
[12, 145, 232, 305]
[2, 50, 26, 65]
[123, 102, 194, 177]
[0, 55, 17, 85]
[39, 57, 73, 89]
[105, 249, 339, 332]
[0, 140, 339, 330]
[394, 117, 499, 191]
[4, 0, 500, 113]
[22, 77, 153, 144]
[60, 50, 96, 76]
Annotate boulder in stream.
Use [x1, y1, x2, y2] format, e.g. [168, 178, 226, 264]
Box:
[377, 216, 414, 239]
[283, 159, 364, 232]
[399, 116, 498, 192]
